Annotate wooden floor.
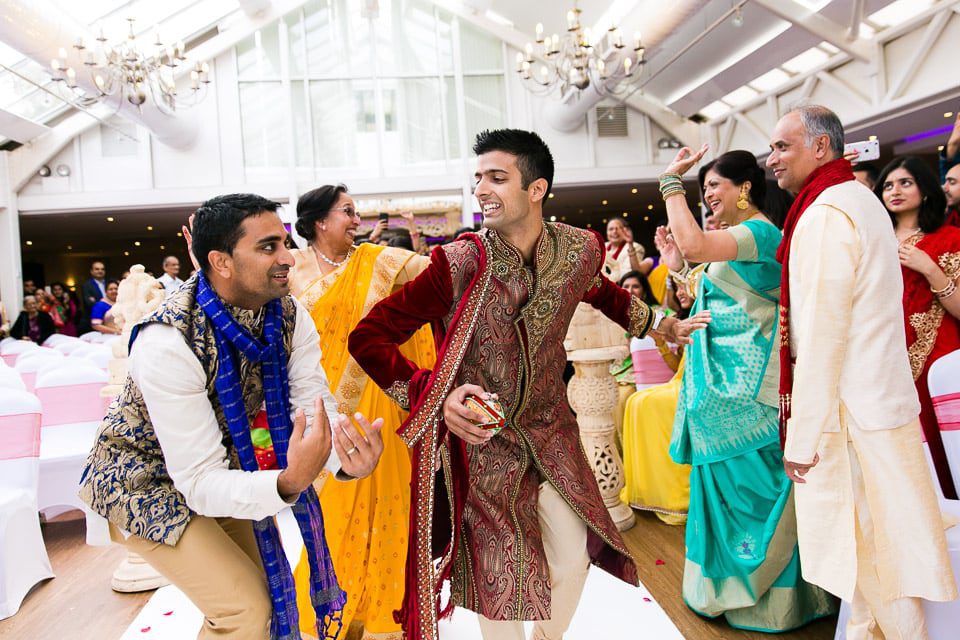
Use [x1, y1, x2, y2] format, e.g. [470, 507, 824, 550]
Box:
[2, 510, 838, 640]
[0, 514, 153, 640]
[623, 509, 838, 640]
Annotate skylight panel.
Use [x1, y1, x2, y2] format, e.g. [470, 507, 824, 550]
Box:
[793, 0, 833, 9]
[868, 0, 934, 27]
[699, 100, 731, 120]
[749, 68, 792, 92]
[722, 86, 760, 107]
[781, 47, 831, 74]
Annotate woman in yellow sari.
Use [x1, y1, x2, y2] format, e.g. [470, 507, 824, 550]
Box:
[289, 185, 435, 640]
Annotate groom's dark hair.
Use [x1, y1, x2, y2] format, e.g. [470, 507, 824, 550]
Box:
[192, 193, 281, 272]
[473, 129, 555, 199]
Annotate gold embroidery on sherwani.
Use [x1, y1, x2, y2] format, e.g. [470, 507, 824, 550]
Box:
[627, 295, 652, 337]
[384, 379, 410, 410]
[906, 251, 960, 380]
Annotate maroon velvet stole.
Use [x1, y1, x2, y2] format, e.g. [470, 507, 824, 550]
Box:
[394, 233, 493, 640]
[903, 225, 960, 498]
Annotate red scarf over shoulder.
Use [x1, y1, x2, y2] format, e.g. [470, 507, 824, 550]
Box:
[775, 158, 854, 447]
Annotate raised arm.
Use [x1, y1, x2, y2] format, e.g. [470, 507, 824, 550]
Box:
[661, 145, 740, 264]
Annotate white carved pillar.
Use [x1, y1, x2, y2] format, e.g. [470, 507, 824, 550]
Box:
[567, 346, 635, 531]
[564, 302, 635, 531]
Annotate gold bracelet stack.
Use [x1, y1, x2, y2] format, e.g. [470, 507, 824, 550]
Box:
[932, 279, 958, 300]
[659, 173, 685, 201]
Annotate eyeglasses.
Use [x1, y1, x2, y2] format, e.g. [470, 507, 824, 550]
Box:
[330, 205, 360, 217]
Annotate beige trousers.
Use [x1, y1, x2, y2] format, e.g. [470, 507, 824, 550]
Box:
[796, 409, 955, 640]
[845, 436, 926, 640]
[113, 516, 272, 640]
[477, 481, 591, 640]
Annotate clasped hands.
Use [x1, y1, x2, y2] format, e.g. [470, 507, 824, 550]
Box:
[277, 396, 384, 498]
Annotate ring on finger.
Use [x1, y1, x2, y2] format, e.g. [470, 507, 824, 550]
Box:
[346, 446, 357, 456]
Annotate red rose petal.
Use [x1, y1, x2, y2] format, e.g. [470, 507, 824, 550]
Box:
[163, 611, 173, 616]
[140, 627, 151, 633]
[655, 559, 665, 565]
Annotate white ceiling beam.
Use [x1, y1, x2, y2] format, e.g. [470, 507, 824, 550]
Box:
[847, 0, 865, 40]
[237, 0, 273, 17]
[883, 9, 951, 102]
[0, 108, 50, 144]
[752, 0, 874, 62]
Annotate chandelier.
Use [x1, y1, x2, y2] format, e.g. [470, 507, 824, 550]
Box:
[49, 18, 211, 112]
[515, 3, 645, 99]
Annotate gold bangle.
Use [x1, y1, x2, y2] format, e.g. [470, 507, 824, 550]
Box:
[931, 279, 956, 296]
[935, 280, 957, 299]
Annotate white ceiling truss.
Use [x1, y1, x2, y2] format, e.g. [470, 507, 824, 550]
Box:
[705, 0, 960, 157]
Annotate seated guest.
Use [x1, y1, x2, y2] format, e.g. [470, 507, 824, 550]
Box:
[157, 255, 185, 296]
[79, 193, 385, 640]
[620, 282, 693, 525]
[11, 295, 56, 344]
[90, 279, 121, 335]
[878, 156, 960, 499]
[604, 217, 646, 281]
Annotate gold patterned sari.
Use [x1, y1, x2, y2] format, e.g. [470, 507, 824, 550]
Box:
[290, 243, 435, 639]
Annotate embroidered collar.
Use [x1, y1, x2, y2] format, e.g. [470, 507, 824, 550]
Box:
[485, 224, 550, 270]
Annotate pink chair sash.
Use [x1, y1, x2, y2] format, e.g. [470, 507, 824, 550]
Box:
[1, 353, 18, 367]
[37, 382, 108, 427]
[21, 371, 37, 393]
[632, 348, 674, 386]
[932, 392, 960, 433]
[0, 412, 41, 460]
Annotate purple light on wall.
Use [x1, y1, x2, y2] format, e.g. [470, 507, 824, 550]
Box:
[902, 124, 953, 144]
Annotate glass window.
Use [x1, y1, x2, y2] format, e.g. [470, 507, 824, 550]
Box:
[374, 0, 440, 76]
[393, 77, 444, 163]
[466, 75, 506, 151]
[309, 79, 374, 168]
[303, 0, 372, 78]
[239, 81, 286, 167]
[290, 81, 312, 166]
[355, 88, 377, 132]
[237, 26, 282, 80]
[286, 11, 307, 78]
[460, 21, 503, 73]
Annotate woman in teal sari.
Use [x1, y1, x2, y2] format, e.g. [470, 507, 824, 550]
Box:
[657, 147, 836, 631]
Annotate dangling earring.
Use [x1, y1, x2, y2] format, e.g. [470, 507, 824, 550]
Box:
[736, 185, 750, 211]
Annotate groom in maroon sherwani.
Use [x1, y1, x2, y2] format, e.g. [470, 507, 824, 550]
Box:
[348, 129, 708, 640]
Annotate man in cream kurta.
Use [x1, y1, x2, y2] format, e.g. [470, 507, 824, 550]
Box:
[769, 106, 956, 639]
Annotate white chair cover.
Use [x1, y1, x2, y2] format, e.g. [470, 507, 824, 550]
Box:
[78, 331, 101, 343]
[0, 340, 39, 367]
[51, 338, 86, 355]
[34, 365, 108, 538]
[0, 367, 25, 392]
[0, 388, 54, 619]
[13, 349, 65, 393]
[41, 334, 72, 348]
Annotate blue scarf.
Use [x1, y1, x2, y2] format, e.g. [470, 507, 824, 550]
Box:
[195, 272, 346, 640]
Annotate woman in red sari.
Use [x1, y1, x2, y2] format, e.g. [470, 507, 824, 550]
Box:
[877, 156, 960, 498]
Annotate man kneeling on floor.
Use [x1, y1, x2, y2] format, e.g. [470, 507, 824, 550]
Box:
[80, 193, 385, 640]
